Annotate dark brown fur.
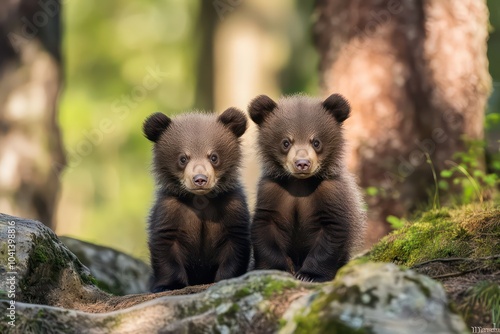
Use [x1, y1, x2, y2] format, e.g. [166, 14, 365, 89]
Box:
[249, 94, 366, 282]
[143, 108, 251, 292]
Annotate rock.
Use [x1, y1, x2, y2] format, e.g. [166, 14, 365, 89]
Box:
[1, 271, 308, 334]
[0, 214, 207, 312]
[0, 213, 108, 308]
[280, 262, 468, 334]
[59, 236, 150, 295]
[0, 213, 468, 333]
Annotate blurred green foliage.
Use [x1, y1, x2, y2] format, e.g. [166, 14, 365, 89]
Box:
[439, 138, 499, 204]
[59, 0, 201, 260]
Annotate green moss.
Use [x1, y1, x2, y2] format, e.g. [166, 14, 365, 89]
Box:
[335, 257, 372, 280]
[18, 234, 72, 304]
[36, 309, 45, 318]
[291, 291, 369, 334]
[95, 279, 118, 294]
[0, 243, 9, 261]
[234, 287, 252, 299]
[80, 274, 97, 286]
[262, 278, 298, 298]
[370, 204, 500, 266]
[0, 241, 20, 270]
[32, 247, 49, 263]
[216, 303, 240, 323]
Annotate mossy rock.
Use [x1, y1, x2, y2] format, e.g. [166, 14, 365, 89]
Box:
[0, 213, 108, 307]
[0, 270, 312, 334]
[369, 204, 500, 267]
[365, 203, 500, 328]
[280, 263, 468, 334]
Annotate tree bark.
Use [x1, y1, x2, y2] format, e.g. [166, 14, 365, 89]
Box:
[0, 0, 64, 229]
[314, 0, 491, 244]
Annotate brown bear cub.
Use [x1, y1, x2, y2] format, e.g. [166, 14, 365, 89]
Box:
[248, 94, 366, 282]
[143, 108, 251, 292]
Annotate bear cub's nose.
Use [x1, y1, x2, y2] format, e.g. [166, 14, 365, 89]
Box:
[294, 159, 311, 172]
[193, 174, 208, 187]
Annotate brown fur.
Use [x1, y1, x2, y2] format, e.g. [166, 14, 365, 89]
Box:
[248, 94, 366, 282]
[143, 108, 251, 292]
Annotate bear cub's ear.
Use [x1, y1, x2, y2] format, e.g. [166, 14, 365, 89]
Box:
[218, 107, 247, 138]
[248, 95, 277, 126]
[322, 94, 351, 123]
[143, 112, 172, 142]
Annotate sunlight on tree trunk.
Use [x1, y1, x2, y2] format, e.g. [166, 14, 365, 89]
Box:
[0, 1, 64, 229]
[314, 0, 491, 245]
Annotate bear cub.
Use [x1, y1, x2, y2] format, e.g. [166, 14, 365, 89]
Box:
[249, 94, 366, 282]
[144, 108, 251, 292]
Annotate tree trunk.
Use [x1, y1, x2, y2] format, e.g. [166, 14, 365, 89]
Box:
[314, 0, 491, 244]
[193, 0, 217, 111]
[0, 0, 64, 229]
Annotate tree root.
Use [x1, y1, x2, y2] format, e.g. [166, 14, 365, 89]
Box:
[411, 255, 500, 269]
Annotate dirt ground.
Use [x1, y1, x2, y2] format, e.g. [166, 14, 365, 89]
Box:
[62, 284, 213, 313]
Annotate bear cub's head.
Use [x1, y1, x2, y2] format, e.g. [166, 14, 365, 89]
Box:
[143, 108, 247, 195]
[249, 94, 350, 179]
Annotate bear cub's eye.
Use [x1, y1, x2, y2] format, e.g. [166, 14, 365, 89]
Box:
[179, 155, 188, 166]
[282, 139, 291, 150]
[313, 139, 321, 149]
[210, 153, 219, 165]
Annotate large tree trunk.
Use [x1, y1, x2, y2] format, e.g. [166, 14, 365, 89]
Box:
[314, 0, 491, 244]
[0, 1, 64, 229]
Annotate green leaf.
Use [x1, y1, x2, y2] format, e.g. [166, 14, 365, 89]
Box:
[365, 187, 379, 196]
[473, 170, 484, 178]
[492, 161, 500, 171]
[386, 215, 404, 229]
[440, 170, 453, 178]
[463, 186, 474, 203]
[438, 180, 449, 190]
[486, 113, 500, 128]
[484, 174, 498, 187]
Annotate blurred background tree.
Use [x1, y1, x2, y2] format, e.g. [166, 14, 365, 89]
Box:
[0, 0, 64, 230]
[0, 0, 498, 261]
